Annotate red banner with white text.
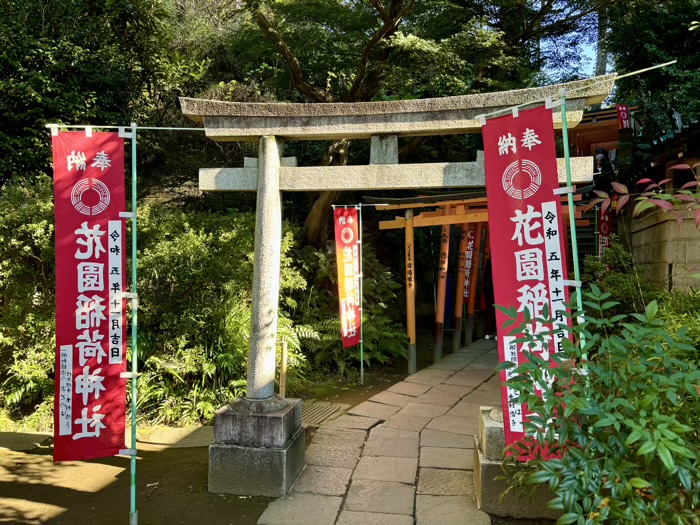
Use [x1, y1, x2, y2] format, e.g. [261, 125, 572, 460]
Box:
[598, 207, 612, 257]
[483, 106, 571, 448]
[463, 226, 476, 300]
[334, 208, 361, 348]
[616, 104, 630, 130]
[53, 132, 127, 462]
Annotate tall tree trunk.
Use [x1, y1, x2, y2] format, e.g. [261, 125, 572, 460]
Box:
[595, 8, 608, 76]
[303, 139, 350, 247]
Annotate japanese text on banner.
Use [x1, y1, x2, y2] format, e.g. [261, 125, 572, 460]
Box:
[53, 132, 127, 462]
[333, 208, 361, 348]
[483, 105, 572, 450]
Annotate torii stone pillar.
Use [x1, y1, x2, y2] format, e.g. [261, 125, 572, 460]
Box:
[180, 74, 615, 497]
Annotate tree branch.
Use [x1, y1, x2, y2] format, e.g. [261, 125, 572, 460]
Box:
[344, 0, 415, 102]
[250, 6, 336, 102]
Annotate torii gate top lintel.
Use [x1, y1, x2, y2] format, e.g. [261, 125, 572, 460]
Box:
[180, 74, 616, 142]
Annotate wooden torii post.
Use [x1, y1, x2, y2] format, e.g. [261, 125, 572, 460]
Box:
[376, 194, 587, 372]
[179, 75, 614, 497]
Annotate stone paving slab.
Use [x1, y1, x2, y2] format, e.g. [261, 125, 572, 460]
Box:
[404, 373, 451, 386]
[257, 493, 343, 525]
[445, 401, 484, 419]
[368, 390, 416, 408]
[466, 362, 499, 371]
[426, 415, 478, 436]
[443, 369, 494, 387]
[412, 384, 472, 407]
[420, 446, 472, 470]
[369, 426, 419, 439]
[312, 428, 367, 448]
[305, 443, 361, 469]
[467, 340, 497, 349]
[427, 362, 468, 371]
[404, 369, 455, 385]
[336, 511, 413, 525]
[387, 382, 432, 397]
[348, 401, 400, 421]
[353, 456, 418, 484]
[410, 392, 462, 407]
[460, 390, 501, 406]
[477, 380, 503, 391]
[398, 402, 450, 419]
[344, 480, 415, 515]
[428, 384, 474, 398]
[416, 495, 490, 525]
[421, 429, 475, 449]
[439, 353, 478, 364]
[292, 465, 353, 496]
[383, 414, 432, 432]
[363, 435, 418, 458]
[323, 414, 380, 430]
[453, 349, 488, 358]
[418, 468, 473, 496]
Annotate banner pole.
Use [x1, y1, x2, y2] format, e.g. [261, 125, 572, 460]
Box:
[129, 122, 139, 525]
[357, 204, 364, 386]
[559, 94, 587, 356]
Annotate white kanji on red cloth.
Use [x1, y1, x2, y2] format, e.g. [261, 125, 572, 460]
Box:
[75, 294, 107, 329]
[510, 206, 544, 246]
[67, 151, 87, 171]
[498, 133, 517, 155]
[72, 405, 106, 440]
[520, 128, 541, 150]
[90, 151, 112, 171]
[514, 248, 544, 281]
[74, 366, 106, 405]
[74, 222, 106, 260]
[76, 329, 107, 366]
[77, 262, 104, 292]
[516, 282, 549, 319]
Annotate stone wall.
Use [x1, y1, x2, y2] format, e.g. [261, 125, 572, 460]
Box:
[630, 210, 700, 291]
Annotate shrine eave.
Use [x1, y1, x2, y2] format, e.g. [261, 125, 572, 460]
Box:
[179, 75, 615, 142]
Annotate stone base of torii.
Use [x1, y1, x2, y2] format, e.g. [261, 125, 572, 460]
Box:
[179, 75, 615, 497]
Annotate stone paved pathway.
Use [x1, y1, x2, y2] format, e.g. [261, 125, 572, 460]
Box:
[257, 339, 500, 525]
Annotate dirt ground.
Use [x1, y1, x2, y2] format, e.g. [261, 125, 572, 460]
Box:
[0, 364, 416, 525]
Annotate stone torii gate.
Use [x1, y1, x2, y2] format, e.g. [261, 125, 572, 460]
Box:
[179, 75, 614, 497]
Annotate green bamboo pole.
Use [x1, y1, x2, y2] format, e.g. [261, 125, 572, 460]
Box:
[559, 94, 587, 356]
[357, 204, 364, 386]
[129, 122, 139, 525]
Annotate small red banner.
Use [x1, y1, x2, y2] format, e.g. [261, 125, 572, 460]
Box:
[616, 104, 630, 130]
[463, 226, 476, 300]
[598, 207, 612, 257]
[483, 106, 571, 448]
[334, 208, 361, 348]
[53, 132, 127, 462]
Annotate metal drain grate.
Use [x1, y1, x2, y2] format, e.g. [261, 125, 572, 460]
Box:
[302, 401, 350, 427]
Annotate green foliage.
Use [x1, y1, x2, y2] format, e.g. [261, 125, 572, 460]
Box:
[501, 285, 700, 524]
[135, 205, 307, 425]
[656, 289, 700, 355]
[582, 237, 655, 315]
[607, 0, 700, 136]
[294, 244, 407, 376]
[0, 176, 56, 418]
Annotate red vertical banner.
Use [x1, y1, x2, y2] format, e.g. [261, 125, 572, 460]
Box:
[53, 132, 127, 462]
[483, 106, 571, 449]
[462, 226, 476, 301]
[616, 104, 630, 130]
[334, 208, 361, 348]
[598, 207, 612, 257]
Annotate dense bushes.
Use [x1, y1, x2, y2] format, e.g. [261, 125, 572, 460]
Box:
[502, 287, 700, 524]
[294, 245, 407, 376]
[0, 177, 408, 428]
